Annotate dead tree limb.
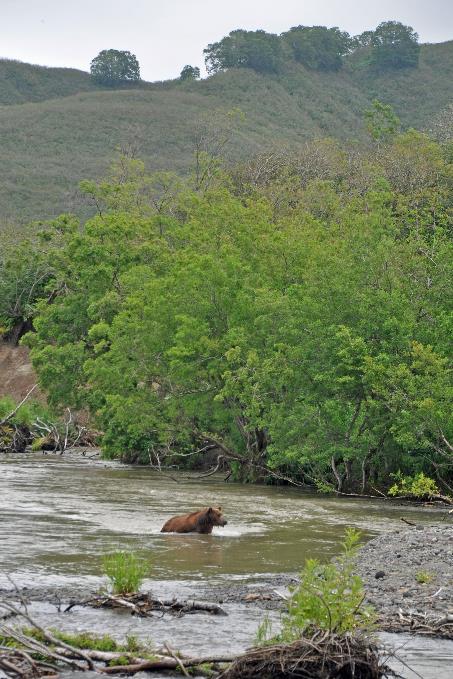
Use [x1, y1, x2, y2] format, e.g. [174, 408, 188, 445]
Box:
[0, 385, 37, 426]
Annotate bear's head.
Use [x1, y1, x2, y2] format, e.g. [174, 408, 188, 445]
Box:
[207, 506, 227, 526]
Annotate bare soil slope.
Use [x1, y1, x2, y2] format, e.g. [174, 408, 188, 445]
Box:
[0, 342, 40, 401]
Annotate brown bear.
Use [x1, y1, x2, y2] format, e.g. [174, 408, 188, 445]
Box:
[160, 506, 227, 534]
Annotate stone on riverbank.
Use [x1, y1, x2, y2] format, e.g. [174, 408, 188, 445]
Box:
[356, 524, 453, 637]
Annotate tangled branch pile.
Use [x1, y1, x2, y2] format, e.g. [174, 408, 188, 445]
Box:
[381, 610, 453, 639]
[0, 388, 96, 454]
[218, 630, 393, 679]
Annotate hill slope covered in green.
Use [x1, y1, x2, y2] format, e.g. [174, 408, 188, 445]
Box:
[0, 60, 98, 104]
[0, 40, 452, 223]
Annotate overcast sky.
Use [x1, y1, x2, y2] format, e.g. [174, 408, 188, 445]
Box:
[2, 0, 453, 81]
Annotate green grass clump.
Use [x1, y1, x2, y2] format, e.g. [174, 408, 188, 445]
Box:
[52, 630, 119, 652]
[102, 551, 149, 595]
[415, 571, 435, 584]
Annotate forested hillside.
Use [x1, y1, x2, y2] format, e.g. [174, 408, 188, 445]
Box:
[0, 38, 452, 223]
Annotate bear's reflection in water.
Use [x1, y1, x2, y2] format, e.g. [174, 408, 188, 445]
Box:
[160, 532, 225, 571]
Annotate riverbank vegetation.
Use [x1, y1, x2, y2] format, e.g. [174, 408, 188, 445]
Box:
[1, 114, 452, 495]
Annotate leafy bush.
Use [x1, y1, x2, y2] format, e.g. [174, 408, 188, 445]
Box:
[257, 529, 375, 644]
[388, 472, 439, 498]
[102, 551, 149, 595]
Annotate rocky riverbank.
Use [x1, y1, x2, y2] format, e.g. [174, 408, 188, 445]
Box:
[356, 524, 453, 637]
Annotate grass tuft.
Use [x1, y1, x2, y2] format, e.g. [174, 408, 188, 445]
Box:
[102, 551, 149, 595]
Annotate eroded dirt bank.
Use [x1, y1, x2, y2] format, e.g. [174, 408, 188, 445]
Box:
[0, 341, 40, 401]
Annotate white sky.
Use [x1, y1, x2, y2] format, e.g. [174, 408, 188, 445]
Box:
[1, 0, 453, 81]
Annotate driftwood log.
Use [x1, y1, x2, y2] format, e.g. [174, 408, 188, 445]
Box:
[64, 592, 227, 616]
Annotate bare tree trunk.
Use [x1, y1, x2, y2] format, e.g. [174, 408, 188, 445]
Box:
[331, 456, 344, 493]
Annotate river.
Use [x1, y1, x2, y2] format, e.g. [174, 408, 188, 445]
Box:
[1, 452, 452, 678]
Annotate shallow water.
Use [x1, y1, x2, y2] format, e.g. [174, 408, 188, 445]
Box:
[1, 452, 452, 677]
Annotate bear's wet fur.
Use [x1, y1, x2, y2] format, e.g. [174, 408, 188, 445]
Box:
[161, 506, 227, 534]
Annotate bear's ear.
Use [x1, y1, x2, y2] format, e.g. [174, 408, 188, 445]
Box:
[218, 506, 222, 511]
[207, 507, 213, 514]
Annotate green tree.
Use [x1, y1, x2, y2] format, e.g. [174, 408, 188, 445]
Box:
[180, 65, 200, 81]
[364, 99, 401, 143]
[282, 25, 352, 70]
[90, 49, 140, 86]
[352, 30, 374, 49]
[204, 29, 283, 74]
[0, 218, 74, 344]
[370, 21, 420, 70]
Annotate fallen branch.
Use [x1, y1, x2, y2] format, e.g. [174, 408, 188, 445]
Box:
[0, 385, 38, 426]
[101, 653, 235, 675]
[400, 517, 417, 527]
[64, 592, 227, 617]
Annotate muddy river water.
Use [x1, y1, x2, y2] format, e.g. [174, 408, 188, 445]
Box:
[1, 452, 452, 678]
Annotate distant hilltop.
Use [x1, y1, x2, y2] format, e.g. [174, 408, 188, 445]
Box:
[0, 30, 452, 223]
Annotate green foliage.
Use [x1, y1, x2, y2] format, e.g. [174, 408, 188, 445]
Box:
[90, 49, 140, 86]
[415, 571, 435, 584]
[283, 529, 375, 637]
[23, 131, 453, 490]
[255, 614, 274, 645]
[180, 65, 200, 81]
[283, 25, 352, 71]
[364, 99, 400, 143]
[204, 29, 283, 74]
[102, 551, 149, 594]
[370, 21, 420, 71]
[49, 630, 119, 652]
[388, 472, 440, 498]
[257, 529, 375, 644]
[0, 396, 50, 428]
